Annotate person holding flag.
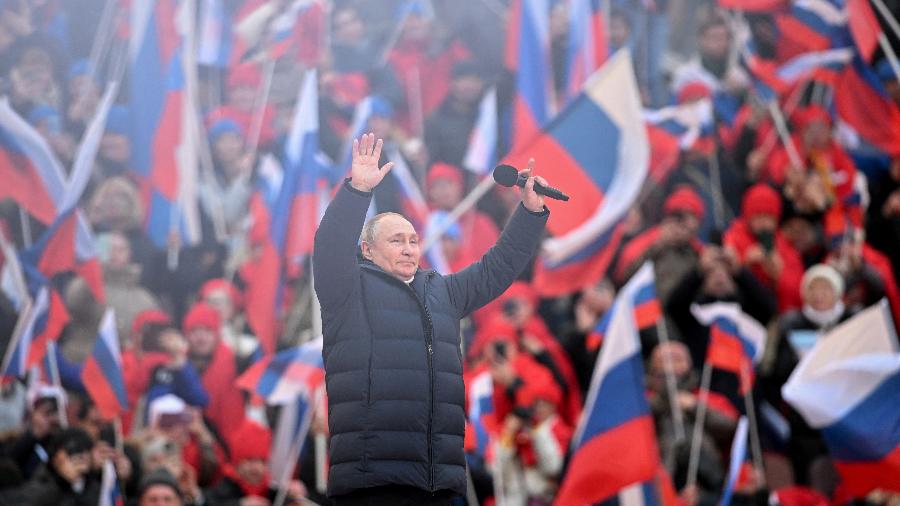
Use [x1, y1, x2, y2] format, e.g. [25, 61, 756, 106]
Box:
[313, 133, 551, 504]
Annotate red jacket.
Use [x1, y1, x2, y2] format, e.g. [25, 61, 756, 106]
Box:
[199, 343, 246, 439]
[724, 218, 804, 311]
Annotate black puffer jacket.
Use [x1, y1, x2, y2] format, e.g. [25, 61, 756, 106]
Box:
[313, 181, 547, 497]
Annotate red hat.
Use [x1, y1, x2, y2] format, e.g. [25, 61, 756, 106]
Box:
[182, 303, 221, 333]
[468, 318, 518, 360]
[792, 106, 831, 132]
[426, 163, 464, 188]
[677, 81, 713, 104]
[228, 63, 262, 89]
[517, 378, 562, 408]
[131, 309, 172, 341]
[200, 279, 244, 311]
[499, 281, 538, 308]
[229, 420, 272, 464]
[742, 183, 782, 220]
[663, 185, 705, 220]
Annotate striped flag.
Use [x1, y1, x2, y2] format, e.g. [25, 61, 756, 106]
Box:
[99, 459, 124, 506]
[588, 262, 661, 351]
[462, 87, 498, 176]
[237, 337, 324, 405]
[721, 417, 750, 506]
[81, 309, 129, 420]
[505, 0, 554, 151]
[564, 0, 607, 103]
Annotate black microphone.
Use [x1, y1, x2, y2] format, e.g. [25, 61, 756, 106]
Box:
[492, 164, 570, 201]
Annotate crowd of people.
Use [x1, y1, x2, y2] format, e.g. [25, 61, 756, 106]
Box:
[0, 0, 899, 504]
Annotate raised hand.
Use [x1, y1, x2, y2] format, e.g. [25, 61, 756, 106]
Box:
[519, 158, 547, 213]
[349, 132, 395, 192]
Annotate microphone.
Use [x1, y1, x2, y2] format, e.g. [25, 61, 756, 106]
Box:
[492, 164, 570, 201]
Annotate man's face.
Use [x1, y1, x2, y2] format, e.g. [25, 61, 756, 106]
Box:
[450, 75, 484, 105]
[236, 458, 268, 486]
[702, 264, 737, 298]
[805, 278, 838, 311]
[362, 215, 421, 280]
[139, 485, 183, 506]
[31, 400, 61, 437]
[699, 24, 730, 60]
[186, 327, 217, 358]
[428, 178, 463, 211]
[100, 133, 131, 165]
[107, 233, 132, 268]
[802, 121, 831, 150]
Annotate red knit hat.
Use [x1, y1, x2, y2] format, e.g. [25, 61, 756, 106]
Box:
[499, 281, 539, 308]
[663, 185, 706, 220]
[182, 303, 221, 333]
[131, 309, 172, 341]
[229, 420, 272, 464]
[228, 63, 262, 89]
[792, 106, 831, 132]
[742, 183, 782, 220]
[200, 279, 244, 311]
[426, 163, 464, 188]
[468, 318, 518, 361]
[517, 378, 563, 408]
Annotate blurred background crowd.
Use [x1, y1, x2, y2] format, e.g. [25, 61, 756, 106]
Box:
[0, 0, 899, 504]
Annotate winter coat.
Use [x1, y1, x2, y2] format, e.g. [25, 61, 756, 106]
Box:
[313, 181, 547, 497]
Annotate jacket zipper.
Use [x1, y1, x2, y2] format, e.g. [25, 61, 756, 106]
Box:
[365, 265, 437, 492]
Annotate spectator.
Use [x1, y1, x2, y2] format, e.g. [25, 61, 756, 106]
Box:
[198, 278, 259, 372]
[671, 11, 748, 100]
[136, 468, 185, 506]
[556, 277, 616, 392]
[96, 231, 160, 345]
[20, 427, 99, 506]
[95, 105, 135, 185]
[197, 117, 254, 236]
[182, 303, 246, 438]
[724, 183, 805, 312]
[424, 61, 486, 168]
[6, 386, 64, 480]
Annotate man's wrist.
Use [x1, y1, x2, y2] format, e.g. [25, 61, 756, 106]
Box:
[520, 202, 549, 216]
[346, 178, 373, 194]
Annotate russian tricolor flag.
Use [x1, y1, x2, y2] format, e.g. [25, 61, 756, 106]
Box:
[462, 87, 498, 176]
[721, 416, 750, 506]
[197, 0, 233, 68]
[81, 309, 129, 420]
[237, 337, 324, 405]
[835, 54, 900, 157]
[587, 265, 661, 351]
[506, 50, 648, 296]
[99, 459, 124, 506]
[690, 302, 767, 395]
[564, 0, 607, 104]
[783, 300, 900, 496]
[505, 0, 554, 151]
[555, 263, 661, 505]
[467, 369, 495, 458]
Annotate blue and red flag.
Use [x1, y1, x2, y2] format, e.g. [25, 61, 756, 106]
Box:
[462, 87, 499, 176]
[588, 263, 661, 351]
[775, 0, 853, 59]
[555, 263, 661, 505]
[242, 69, 324, 354]
[197, 0, 234, 68]
[466, 368, 496, 458]
[721, 416, 751, 506]
[100, 459, 124, 506]
[505, 0, 554, 151]
[690, 302, 767, 396]
[81, 309, 129, 420]
[1, 287, 69, 378]
[504, 50, 649, 296]
[129, 0, 202, 249]
[564, 0, 607, 104]
[835, 54, 900, 158]
[232, 0, 325, 66]
[237, 337, 324, 405]
[783, 300, 900, 496]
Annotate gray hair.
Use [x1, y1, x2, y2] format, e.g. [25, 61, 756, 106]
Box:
[361, 212, 407, 244]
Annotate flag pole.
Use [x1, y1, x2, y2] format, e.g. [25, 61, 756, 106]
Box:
[765, 99, 805, 172]
[655, 318, 687, 459]
[421, 175, 495, 252]
[246, 57, 277, 157]
[17, 209, 32, 248]
[876, 33, 900, 87]
[45, 341, 69, 428]
[741, 363, 767, 490]
[870, 0, 900, 49]
[273, 388, 323, 506]
[685, 361, 712, 488]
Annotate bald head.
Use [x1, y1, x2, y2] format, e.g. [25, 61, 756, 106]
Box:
[360, 213, 421, 280]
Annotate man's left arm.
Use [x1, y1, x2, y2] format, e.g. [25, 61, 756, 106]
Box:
[445, 163, 549, 316]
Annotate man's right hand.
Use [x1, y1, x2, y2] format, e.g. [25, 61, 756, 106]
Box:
[349, 132, 394, 192]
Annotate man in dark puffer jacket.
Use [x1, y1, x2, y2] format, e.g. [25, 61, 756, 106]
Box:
[314, 133, 550, 504]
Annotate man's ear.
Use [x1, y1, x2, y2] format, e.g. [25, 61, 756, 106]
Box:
[360, 241, 373, 260]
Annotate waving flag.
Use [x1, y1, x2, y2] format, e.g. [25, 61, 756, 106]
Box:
[556, 263, 661, 505]
[776, 0, 852, 57]
[587, 263, 661, 351]
[505, 0, 554, 151]
[691, 302, 767, 395]
[644, 98, 715, 152]
[197, 0, 233, 67]
[782, 300, 900, 496]
[467, 369, 496, 457]
[0, 286, 70, 378]
[237, 337, 324, 405]
[243, 70, 323, 353]
[129, 0, 202, 249]
[232, 0, 325, 65]
[462, 87, 498, 176]
[721, 417, 750, 506]
[82, 309, 129, 420]
[505, 50, 648, 296]
[835, 55, 900, 157]
[99, 459, 124, 506]
[564, 0, 607, 103]
[269, 390, 318, 488]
